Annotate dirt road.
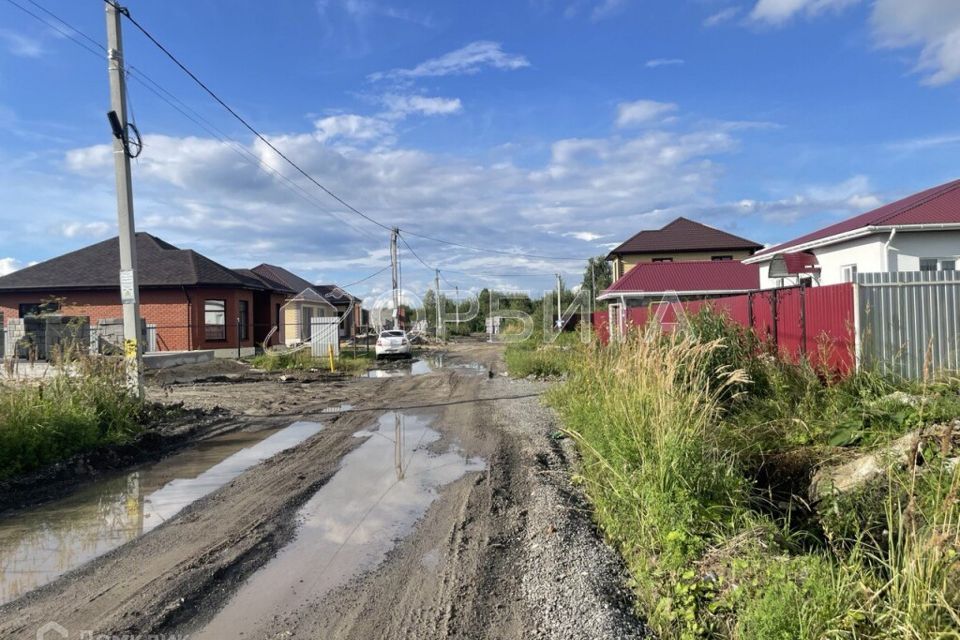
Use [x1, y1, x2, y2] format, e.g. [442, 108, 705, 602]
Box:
[0, 342, 644, 639]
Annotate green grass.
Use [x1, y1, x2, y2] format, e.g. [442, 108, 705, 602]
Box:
[504, 330, 583, 378]
[0, 355, 144, 479]
[250, 348, 375, 374]
[548, 308, 960, 639]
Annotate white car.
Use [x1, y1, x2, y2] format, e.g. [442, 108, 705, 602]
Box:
[375, 329, 412, 359]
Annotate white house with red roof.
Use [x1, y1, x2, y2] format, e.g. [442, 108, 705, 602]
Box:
[744, 179, 960, 289]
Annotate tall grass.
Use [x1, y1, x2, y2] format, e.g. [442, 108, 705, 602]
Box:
[0, 355, 143, 479]
[549, 309, 960, 638]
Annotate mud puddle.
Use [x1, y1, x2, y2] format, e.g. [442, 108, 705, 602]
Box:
[0, 421, 323, 605]
[194, 410, 486, 638]
[364, 355, 488, 379]
[365, 358, 432, 378]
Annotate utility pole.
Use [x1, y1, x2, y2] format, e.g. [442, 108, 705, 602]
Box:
[390, 227, 399, 329]
[590, 261, 597, 317]
[556, 273, 562, 331]
[455, 286, 459, 328]
[434, 269, 442, 341]
[106, 1, 144, 398]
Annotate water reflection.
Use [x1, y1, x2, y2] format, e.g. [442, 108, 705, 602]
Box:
[0, 421, 323, 605]
[196, 410, 486, 639]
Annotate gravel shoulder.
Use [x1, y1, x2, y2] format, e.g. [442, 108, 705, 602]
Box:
[0, 341, 646, 639]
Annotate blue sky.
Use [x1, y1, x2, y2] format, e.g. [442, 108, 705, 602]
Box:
[1, 0, 960, 300]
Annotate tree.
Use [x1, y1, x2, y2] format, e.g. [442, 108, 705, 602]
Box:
[582, 256, 613, 300]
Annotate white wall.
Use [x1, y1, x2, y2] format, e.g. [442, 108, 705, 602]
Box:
[814, 235, 887, 285]
[887, 230, 960, 271]
[756, 230, 960, 289]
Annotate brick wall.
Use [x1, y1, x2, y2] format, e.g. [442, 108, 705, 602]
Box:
[0, 288, 193, 351]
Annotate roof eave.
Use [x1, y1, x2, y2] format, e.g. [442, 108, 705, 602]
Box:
[597, 288, 754, 301]
[746, 222, 960, 263]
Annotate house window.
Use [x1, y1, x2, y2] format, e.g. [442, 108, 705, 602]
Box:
[19, 301, 59, 317]
[239, 300, 249, 341]
[841, 264, 858, 283]
[919, 258, 956, 272]
[652, 258, 673, 263]
[711, 255, 733, 261]
[204, 299, 226, 341]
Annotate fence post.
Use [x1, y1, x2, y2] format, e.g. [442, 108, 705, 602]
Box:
[236, 316, 241, 359]
[747, 291, 754, 331]
[799, 280, 807, 357]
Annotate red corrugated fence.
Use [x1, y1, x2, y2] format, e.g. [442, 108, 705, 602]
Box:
[594, 282, 855, 374]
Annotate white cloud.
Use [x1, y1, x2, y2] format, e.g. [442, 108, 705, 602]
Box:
[60, 101, 746, 287]
[871, 0, 960, 85]
[732, 175, 879, 223]
[704, 7, 742, 27]
[563, 231, 606, 241]
[61, 221, 112, 238]
[591, 0, 628, 21]
[616, 99, 678, 127]
[749, 0, 860, 25]
[382, 94, 462, 117]
[0, 29, 44, 58]
[314, 114, 394, 143]
[370, 41, 529, 81]
[645, 58, 685, 68]
[0, 257, 20, 276]
[747, 0, 960, 85]
[888, 131, 960, 151]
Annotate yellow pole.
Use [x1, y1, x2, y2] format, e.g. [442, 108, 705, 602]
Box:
[328, 344, 335, 372]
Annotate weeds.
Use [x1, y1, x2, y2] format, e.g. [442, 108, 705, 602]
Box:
[250, 348, 375, 374]
[0, 353, 143, 479]
[548, 307, 960, 638]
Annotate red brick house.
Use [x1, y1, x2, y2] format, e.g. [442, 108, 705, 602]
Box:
[0, 233, 293, 356]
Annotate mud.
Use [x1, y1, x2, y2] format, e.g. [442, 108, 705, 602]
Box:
[0, 421, 322, 605]
[0, 342, 644, 639]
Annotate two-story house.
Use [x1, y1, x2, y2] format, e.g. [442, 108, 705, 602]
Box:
[600, 217, 763, 304]
[607, 217, 763, 281]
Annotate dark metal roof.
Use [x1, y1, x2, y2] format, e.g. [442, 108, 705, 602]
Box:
[0, 233, 268, 292]
[602, 260, 759, 297]
[754, 178, 960, 258]
[607, 217, 762, 258]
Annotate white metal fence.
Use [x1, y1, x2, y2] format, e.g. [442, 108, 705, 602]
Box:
[857, 270, 960, 379]
[310, 317, 340, 358]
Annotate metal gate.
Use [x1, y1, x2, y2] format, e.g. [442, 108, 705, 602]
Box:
[310, 317, 340, 358]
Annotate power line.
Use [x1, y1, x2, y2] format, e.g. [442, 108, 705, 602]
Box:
[109, 2, 589, 264]
[400, 228, 584, 262]
[109, 0, 393, 233]
[340, 265, 390, 288]
[10, 0, 592, 268]
[3, 0, 103, 58]
[1, 0, 382, 243]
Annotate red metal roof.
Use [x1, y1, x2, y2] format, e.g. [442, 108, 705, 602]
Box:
[607, 217, 762, 257]
[772, 251, 820, 276]
[602, 260, 760, 297]
[754, 178, 960, 258]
